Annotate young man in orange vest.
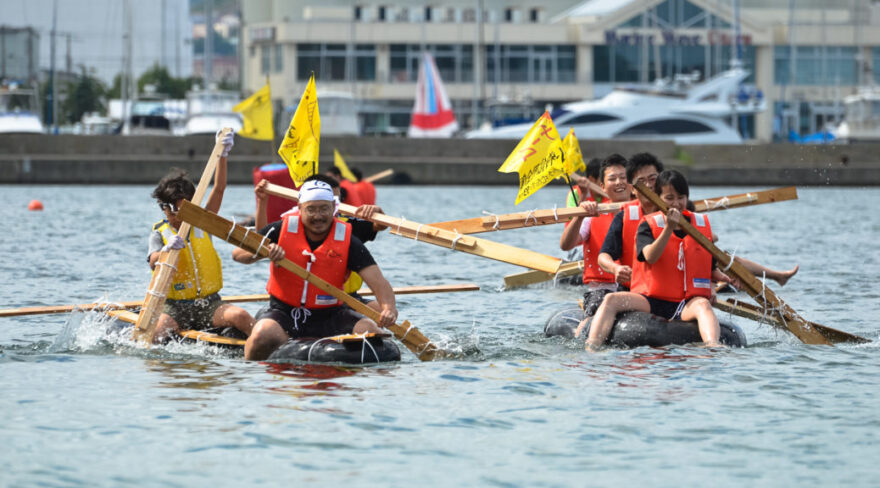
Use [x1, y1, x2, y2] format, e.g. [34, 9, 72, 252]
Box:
[351, 168, 377, 205]
[577, 170, 740, 351]
[559, 154, 632, 314]
[232, 179, 398, 360]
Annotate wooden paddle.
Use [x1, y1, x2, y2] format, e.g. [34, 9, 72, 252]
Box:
[503, 261, 583, 289]
[428, 186, 798, 235]
[175, 200, 441, 361]
[132, 128, 233, 344]
[365, 169, 394, 183]
[633, 180, 853, 345]
[0, 284, 481, 318]
[713, 298, 869, 344]
[263, 182, 562, 274]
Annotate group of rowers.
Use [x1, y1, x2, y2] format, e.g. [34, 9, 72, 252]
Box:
[148, 131, 396, 360]
[560, 153, 798, 350]
[146, 132, 799, 359]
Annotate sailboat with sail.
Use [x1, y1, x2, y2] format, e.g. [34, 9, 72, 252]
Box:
[407, 52, 458, 138]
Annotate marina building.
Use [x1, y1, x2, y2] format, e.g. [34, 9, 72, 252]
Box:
[241, 0, 880, 142]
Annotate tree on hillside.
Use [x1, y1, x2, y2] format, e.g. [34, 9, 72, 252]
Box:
[137, 64, 196, 99]
[62, 67, 107, 123]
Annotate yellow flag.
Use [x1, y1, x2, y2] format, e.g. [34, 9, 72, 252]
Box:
[333, 149, 357, 182]
[232, 84, 274, 141]
[497, 112, 566, 204]
[562, 128, 586, 175]
[278, 74, 321, 186]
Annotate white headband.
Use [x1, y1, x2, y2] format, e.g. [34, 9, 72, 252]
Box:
[298, 180, 335, 203]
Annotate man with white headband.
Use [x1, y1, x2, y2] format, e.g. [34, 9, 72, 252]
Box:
[232, 179, 399, 360]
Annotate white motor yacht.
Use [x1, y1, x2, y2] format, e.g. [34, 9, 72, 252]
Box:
[466, 68, 764, 144]
[182, 88, 243, 136]
[831, 87, 880, 143]
[0, 84, 44, 134]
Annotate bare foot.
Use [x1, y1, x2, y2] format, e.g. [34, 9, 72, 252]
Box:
[775, 265, 799, 286]
[585, 340, 602, 352]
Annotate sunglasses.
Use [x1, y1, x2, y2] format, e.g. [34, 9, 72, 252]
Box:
[159, 202, 178, 213]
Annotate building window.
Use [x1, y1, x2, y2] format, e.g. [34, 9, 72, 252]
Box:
[462, 8, 476, 22]
[424, 6, 432, 22]
[389, 44, 473, 83]
[273, 44, 283, 73]
[504, 8, 514, 22]
[617, 118, 714, 136]
[260, 45, 270, 75]
[593, 44, 754, 83]
[486, 45, 576, 84]
[297, 43, 376, 81]
[774, 46, 858, 85]
[529, 8, 541, 23]
[354, 6, 362, 21]
[378, 6, 387, 21]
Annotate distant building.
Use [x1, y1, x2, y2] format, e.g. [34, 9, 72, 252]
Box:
[241, 0, 880, 141]
[0, 26, 40, 83]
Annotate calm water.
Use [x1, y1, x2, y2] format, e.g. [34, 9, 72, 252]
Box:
[1, 184, 879, 487]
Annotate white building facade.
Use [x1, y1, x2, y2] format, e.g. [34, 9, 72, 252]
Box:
[241, 0, 880, 142]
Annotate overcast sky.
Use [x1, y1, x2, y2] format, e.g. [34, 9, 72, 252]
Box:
[4, 0, 193, 83]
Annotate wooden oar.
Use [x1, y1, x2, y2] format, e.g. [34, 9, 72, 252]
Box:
[176, 200, 441, 361]
[428, 187, 797, 235]
[263, 182, 562, 274]
[365, 169, 394, 183]
[633, 180, 863, 345]
[428, 203, 626, 235]
[503, 261, 583, 289]
[713, 298, 869, 344]
[132, 128, 233, 343]
[0, 284, 481, 318]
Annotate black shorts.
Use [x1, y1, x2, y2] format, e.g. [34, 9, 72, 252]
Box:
[642, 295, 685, 320]
[256, 298, 367, 339]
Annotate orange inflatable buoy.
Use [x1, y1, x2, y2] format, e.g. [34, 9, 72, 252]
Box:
[28, 200, 44, 211]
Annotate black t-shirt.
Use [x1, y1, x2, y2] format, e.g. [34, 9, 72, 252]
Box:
[598, 211, 625, 260]
[636, 216, 717, 269]
[259, 220, 376, 272]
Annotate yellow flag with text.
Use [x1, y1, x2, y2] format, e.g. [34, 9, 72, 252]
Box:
[232, 84, 274, 141]
[333, 149, 357, 182]
[497, 111, 565, 204]
[278, 74, 321, 186]
[562, 128, 586, 175]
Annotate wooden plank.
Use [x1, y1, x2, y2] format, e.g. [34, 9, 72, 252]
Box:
[634, 181, 864, 345]
[693, 186, 797, 212]
[0, 284, 480, 319]
[364, 169, 394, 183]
[427, 203, 626, 235]
[264, 182, 562, 274]
[503, 261, 583, 289]
[177, 329, 246, 347]
[713, 298, 869, 344]
[132, 128, 232, 344]
[176, 200, 442, 361]
[428, 187, 798, 236]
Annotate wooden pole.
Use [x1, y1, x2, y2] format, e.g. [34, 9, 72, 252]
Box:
[364, 168, 394, 183]
[263, 182, 563, 274]
[175, 200, 441, 361]
[0, 284, 481, 318]
[132, 128, 233, 343]
[633, 180, 839, 345]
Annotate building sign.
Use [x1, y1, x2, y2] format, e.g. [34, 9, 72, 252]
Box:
[605, 30, 751, 47]
[250, 26, 276, 42]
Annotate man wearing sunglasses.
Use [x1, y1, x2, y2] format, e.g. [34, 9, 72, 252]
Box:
[146, 130, 255, 342]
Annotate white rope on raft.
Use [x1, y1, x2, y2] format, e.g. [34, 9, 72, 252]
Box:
[413, 223, 424, 243]
[722, 246, 737, 272]
[482, 211, 501, 230]
[450, 229, 464, 251]
[396, 216, 406, 234]
[252, 227, 276, 258]
[524, 209, 539, 226]
[553, 204, 559, 221]
[224, 216, 237, 242]
[400, 322, 414, 341]
[360, 333, 380, 363]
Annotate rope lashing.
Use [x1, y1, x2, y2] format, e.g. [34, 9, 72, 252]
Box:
[482, 211, 501, 230]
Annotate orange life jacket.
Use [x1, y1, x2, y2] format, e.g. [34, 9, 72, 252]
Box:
[582, 213, 616, 284]
[266, 214, 352, 308]
[619, 200, 643, 288]
[630, 210, 713, 302]
[354, 180, 376, 205]
[339, 180, 364, 206]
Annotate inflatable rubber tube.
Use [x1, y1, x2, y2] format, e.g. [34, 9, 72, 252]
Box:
[269, 335, 401, 363]
[544, 305, 747, 348]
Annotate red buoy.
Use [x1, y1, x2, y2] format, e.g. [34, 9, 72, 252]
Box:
[28, 200, 44, 211]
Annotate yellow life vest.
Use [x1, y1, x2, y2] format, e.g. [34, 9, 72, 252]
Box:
[335, 214, 365, 294]
[154, 220, 223, 300]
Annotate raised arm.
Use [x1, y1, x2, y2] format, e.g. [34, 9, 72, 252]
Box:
[204, 130, 234, 213]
